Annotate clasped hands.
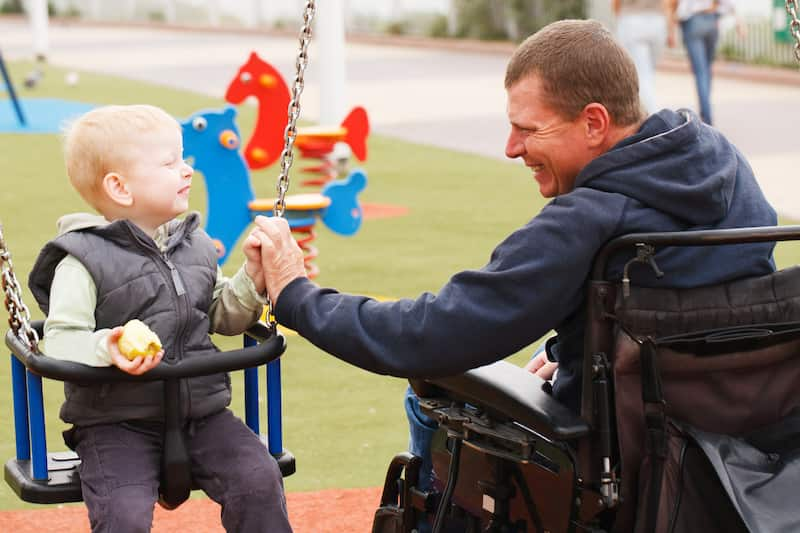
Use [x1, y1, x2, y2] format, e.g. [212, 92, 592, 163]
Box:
[243, 215, 309, 304]
[110, 216, 305, 375]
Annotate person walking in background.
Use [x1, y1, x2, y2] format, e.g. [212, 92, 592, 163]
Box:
[668, 0, 740, 125]
[613, 0, 669, 115]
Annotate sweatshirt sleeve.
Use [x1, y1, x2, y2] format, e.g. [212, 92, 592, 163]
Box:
[41, 255, 113, 366]
[274, 192, 622, 378]
[208, 264, 267, 336]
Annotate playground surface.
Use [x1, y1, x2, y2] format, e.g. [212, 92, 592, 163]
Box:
[0, 486, 382, 532]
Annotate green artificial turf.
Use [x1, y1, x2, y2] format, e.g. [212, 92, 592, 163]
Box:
[0, 59, 545, 509]
[1, 59, 799, 511]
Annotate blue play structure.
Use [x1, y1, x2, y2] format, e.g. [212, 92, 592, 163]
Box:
[0, 48, 26, 126]
[0, 48, 97, 134]
[180, 106, 367, 265]
[0, 97, 95, 133]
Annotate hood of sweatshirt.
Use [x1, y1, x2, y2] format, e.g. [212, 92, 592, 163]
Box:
[575, 109, 737, 226]
[55, 212, 109, 234]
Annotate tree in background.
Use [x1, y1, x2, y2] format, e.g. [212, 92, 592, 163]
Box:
[451, 0, 585, 41]
[0, 0, 23, 14]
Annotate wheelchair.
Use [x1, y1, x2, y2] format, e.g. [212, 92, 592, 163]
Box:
[373, 226, 800, 533]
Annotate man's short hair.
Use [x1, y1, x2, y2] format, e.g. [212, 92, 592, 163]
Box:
[62, 104, 179, 207]
[505, 19, 644, 126]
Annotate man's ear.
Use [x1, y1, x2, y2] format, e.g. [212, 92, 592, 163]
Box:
[582, 103, 611, 148]
[102, 172, 134, 207]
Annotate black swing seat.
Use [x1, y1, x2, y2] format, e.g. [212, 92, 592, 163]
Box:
[4, 320, 295, 507]
[374, 225, 800, 533]
[5, 450, 82, 504]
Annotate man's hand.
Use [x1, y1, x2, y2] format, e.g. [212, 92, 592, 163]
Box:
[667, 27, 677, 48]
[252, 215, 308, 303]
[524, 350, 558, 381]
[243, 227, 267, 295]
[108, 326, 163, 375]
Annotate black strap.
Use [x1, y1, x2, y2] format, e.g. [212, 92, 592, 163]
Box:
[640, 338, 664, 406]
[640, 338, 667, 533]
[431, 438, 462, 533]
[158, 379, 191, 509]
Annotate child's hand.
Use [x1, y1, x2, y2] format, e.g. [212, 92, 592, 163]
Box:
[108, 326, 164, 375]
[243, 227, 267, 295]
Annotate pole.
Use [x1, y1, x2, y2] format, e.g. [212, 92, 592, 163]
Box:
[316, 0, 346, 126]
[0, 50, 26, 126]
[125, 0, 137, 20]
[207, 0, 220, 27]
[164, 0, 177, 24]
[27, 0, 50, 61]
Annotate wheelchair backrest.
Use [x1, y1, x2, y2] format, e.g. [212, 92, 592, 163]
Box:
[609, 265, 800, 531]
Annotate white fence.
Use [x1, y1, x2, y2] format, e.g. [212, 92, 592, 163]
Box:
[43, 0, 451, 28]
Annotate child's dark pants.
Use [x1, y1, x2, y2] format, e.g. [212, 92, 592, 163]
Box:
[67, 408, 292, 533]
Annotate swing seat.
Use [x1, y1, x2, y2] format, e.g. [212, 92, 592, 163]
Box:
[4, 450, 81, 504]
[5, 320, 295, 507]
[372, 226, 800, 533]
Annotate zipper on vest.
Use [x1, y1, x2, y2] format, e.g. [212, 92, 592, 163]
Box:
[162, 251, 192, 420]
[162, 255, 186, 296]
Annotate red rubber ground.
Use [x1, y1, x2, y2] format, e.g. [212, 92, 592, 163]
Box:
[0, 486, 383, 532]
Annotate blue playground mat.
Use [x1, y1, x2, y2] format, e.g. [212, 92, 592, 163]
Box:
[0, 98, 95, 133]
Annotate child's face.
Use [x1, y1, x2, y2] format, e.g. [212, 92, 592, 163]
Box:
[121, 123, 193, 228]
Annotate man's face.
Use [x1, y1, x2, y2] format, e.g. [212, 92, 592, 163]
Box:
[505, 75, 593, 198]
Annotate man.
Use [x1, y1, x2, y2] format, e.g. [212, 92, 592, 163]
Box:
[254, 17, 776, 489]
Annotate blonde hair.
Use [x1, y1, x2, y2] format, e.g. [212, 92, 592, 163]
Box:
[505, 19, 644, 126]
[62, 104, 179, 206]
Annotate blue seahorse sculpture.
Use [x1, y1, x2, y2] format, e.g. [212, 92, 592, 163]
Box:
[181, 106, 366, 264]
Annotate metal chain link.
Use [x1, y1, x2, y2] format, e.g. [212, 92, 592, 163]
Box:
[0, 222, 39, 350]
[787, 0, 800, 61]
[268, 0, 316, 328]
[274, 0, 316, 218]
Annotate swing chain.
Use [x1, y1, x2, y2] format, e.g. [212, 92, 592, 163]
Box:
[267, 0, 316, 329]
[274, 0, 316, 219]
[0, 223, 39, 351]
[787, 0, 800, 61]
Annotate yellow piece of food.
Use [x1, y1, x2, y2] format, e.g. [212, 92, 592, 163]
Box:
[117, 319, 162, 360]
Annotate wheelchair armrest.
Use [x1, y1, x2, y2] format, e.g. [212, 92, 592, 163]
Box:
[418, 361, 590, 441]
[5, 321, 286, 385]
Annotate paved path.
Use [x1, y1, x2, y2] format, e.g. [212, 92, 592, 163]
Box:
[3, 17, 799, 218]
